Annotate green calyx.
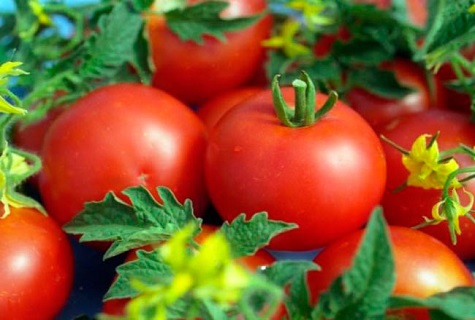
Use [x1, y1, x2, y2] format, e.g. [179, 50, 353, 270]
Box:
[272, 71, 338, 128]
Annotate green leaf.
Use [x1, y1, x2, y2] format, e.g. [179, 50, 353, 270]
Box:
[20, 1, 152, 125]
[389, 287, 475, 320]
[63, 186, 201, 259]
[313, 207, 395, 319]
[262, 260, 320, 319]
[79, 2, 144, 80]
[165, 1, 264, 44]
[104, 248, 173, 300]
[332, 40, 395, 66]
[346, 67, 415, 99]
[219, 212, 297, 258]
[418, 0, 475, 65]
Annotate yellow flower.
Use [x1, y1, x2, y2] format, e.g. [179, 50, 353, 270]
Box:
[29, 0, 53, 26]
[126, 224, 250, 319]
[262, 20, 311, 58]
[431, 188, 474, 238]
[286, 0, 335, 29]
[402, 134, 461, 189]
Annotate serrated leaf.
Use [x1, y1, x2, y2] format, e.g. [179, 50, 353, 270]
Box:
[64, 186, 200, 258]
[261, 260, 320, 319]
[313, 207, 395, 319]
[418, 0, 475, 62]
[165, 1, 264, 44]
[389, 287, 475, 320]
[80, 2, 143, 79]
[219, 212, 297, 258]
[104, 249, 172, 300]
[347, 68, 415, 99]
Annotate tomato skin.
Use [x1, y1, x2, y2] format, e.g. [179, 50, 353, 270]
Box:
[345, 60, 446, 129]
[379, 109, 475, 260]
[205, 88, 387, 251]
[0, 207, 74, 319]
[147, 0, 273, 105]
[307, 226, 473, 315]
[38, 83, 209, 226]
[196, 86, 263, 130]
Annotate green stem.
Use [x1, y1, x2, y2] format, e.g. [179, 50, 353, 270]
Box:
[271, 71, 337, 128]
[292, 79, 307, 125]
[379, 135, 410, 155]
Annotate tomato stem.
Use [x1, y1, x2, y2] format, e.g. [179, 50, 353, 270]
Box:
[272, 71, 337, 128]
[292, 79, 307, 125]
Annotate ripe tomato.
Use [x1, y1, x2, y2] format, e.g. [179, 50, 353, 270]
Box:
[147, 0, 273, 105]
[196, 86, 263, 130]
[102, 223, 276, 316]
[345, 60, 445, 129]
[205, 87, 387, 251]
[379, 109, 475, 260]
[307, 226, 474, 317]
[0, 207, 74, 319]
[38, 83, 209, 226]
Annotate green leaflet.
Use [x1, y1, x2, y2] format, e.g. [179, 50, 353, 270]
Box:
[312, 207, 396, 320]
[164, 1, 264, 44]
[220, 212, 297, 258]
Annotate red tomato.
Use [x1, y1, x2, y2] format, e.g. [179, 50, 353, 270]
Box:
[38, 83, 209, 226]
[307, 226, 473, 316]
[147, 0, 273, 105]
[379, 109, 475, 260]
[102, 223, 276, 316]
[345, 60, 446, 129]
[0, 207, 74, 319]
[196, 86, 263, 130]
[205, 87, 387, 251]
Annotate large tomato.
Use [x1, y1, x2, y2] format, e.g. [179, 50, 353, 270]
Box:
[307, 226, 473, 316]
[345, 59, 445, 129]
[0, 207, 74, 319]
[379, 109, 475, 260]
[147, 0, 273, 105]
[38, 83, 208, 226]
[205, 86, 387, 251]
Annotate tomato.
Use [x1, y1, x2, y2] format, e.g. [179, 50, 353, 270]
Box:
[196, 86, 263, 130]
[147, 0, 273, 105]
[205, 87, 387, 251]
[38, 83, 209, 226]
[306, 226, 474, 317]
[379, 109, 475, 260]
[0, 207, 74, 319]
[102, 223, 276, 316]
[345, 59, 446, 129]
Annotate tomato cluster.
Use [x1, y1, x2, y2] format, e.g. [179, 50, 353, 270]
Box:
[4, 0, 475, 318]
